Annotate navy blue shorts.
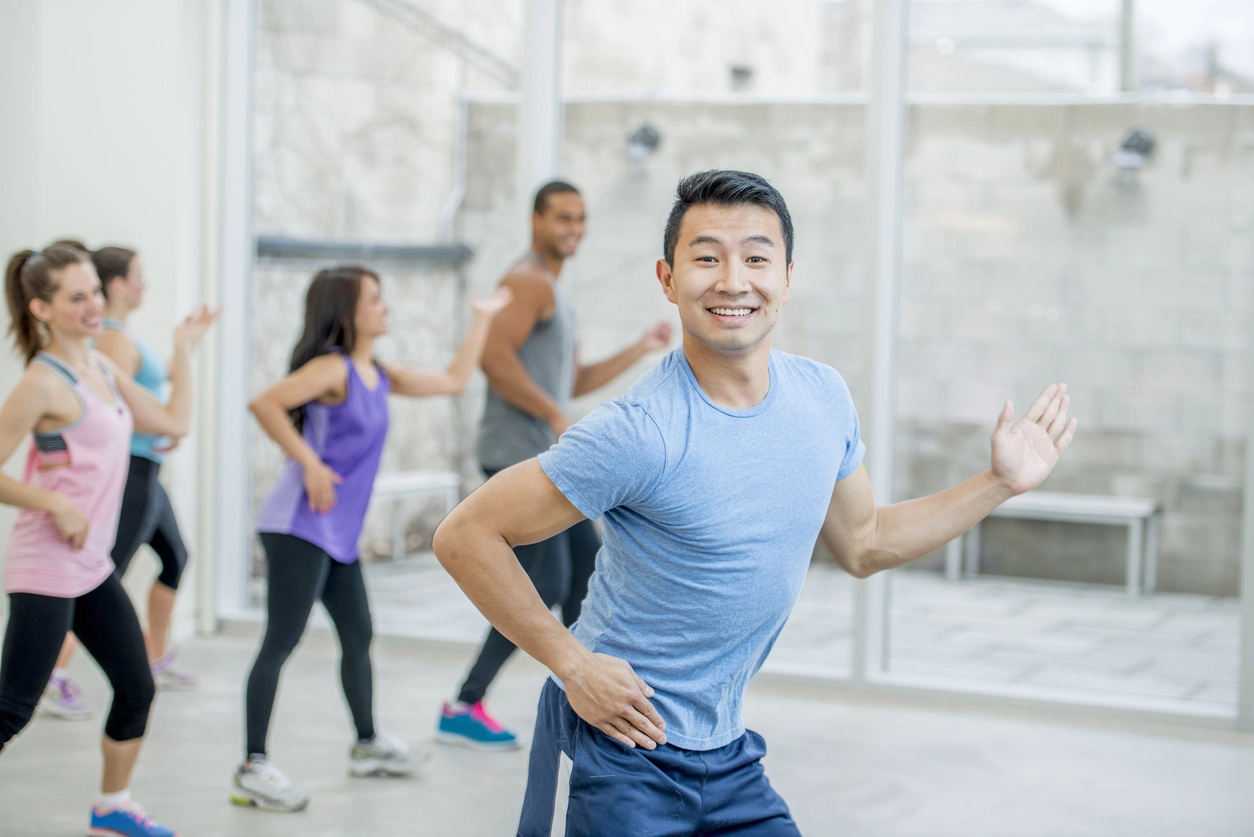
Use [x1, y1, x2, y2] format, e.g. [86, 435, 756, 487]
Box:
[518, 678, 801, 837]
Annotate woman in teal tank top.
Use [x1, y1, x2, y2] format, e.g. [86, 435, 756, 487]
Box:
[44, 246, 219, 720]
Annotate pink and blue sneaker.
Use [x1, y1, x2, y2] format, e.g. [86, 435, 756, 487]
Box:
[436, 700, 520, 750]
[88, 800, 177, 837]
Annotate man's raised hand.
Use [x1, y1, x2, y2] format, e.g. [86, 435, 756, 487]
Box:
[990, 383, 1078, 497]
[639, 320, 673, 353]
[563, 652, 667, 750]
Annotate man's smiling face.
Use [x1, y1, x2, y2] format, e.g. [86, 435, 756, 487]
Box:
[656, 203, 793, 355]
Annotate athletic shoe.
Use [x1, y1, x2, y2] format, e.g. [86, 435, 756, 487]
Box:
[88, 800, 177, 837]
[150, 649, 197, 692]
[229, 758, 309, 812]
[40, 672, 93, 720]
[349, 730, 431, 777]
[436, 701, 520, 750]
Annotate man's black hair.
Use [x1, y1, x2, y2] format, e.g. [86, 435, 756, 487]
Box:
[662, 170, 794, 266]
[533, 180, 581, 215]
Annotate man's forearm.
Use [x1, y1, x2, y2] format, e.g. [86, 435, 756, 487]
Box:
[483, 351, 566, 425]
[861, 470, 1013, 575]
[434, 516, 589, 679]
[573, 341, 647, 397]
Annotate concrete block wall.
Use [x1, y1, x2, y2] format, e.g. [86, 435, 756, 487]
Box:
[254, 0, 521, 242]
[460, 100, 871, 419]
[249, 0, 508, 579]
[458, 100, 1254, 596]
[899, 103, 1254, 594]
[251, 2, 1254, 594]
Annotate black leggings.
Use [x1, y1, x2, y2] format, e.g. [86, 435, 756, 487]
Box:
[457, 471, 601, 705]
[0, 574, 155, 749]
[244, 533, 375, 757]
[112, 455, 188, 590]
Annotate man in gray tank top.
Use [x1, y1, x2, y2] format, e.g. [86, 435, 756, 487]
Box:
[438, 181, 672, 750]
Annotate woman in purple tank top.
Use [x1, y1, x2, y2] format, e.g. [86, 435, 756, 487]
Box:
[232, 265, 510, 811]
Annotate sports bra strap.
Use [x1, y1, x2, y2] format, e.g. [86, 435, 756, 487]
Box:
[102, 318, 127, 333]
[95, 360, 123, 401]
[33, 352, 80, 385]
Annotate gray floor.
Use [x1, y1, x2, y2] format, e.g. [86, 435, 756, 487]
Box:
[2, 632, 1252, 836]
[364, 555, 1240, 713]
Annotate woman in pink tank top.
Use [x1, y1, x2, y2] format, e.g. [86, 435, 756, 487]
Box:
[0, 243, 215, 837]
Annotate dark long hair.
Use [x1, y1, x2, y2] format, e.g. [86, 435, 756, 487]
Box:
[92, 246, 137, 298]
[5, 243, 93, 363]
[287, 265, 379, 432]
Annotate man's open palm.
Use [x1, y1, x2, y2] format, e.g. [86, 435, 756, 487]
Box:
[990, 383, 1078, 496]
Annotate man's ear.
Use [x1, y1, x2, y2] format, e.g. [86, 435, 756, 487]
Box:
[782, 260, 794, 304]
[655, 258, 678, 305]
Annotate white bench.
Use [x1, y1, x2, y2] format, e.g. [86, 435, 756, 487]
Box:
[944, 491, 1162, 597]
[371, 470, 462, 562]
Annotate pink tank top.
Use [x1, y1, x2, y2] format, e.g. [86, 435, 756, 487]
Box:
[4, 353, 133, 598]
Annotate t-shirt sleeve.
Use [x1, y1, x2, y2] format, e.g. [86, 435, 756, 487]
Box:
[833, 370, 866, 481]
[538, 399, 666, 520]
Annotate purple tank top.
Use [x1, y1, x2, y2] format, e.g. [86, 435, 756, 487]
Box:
[256, 353, 390, 562]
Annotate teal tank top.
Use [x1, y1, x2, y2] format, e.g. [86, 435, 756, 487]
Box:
[103, 319, 168, 462]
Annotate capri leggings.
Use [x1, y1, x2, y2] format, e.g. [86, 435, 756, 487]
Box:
[0, 573, 155, 749]
[112, 455, 188, 590]
[244, 532, 375, 757]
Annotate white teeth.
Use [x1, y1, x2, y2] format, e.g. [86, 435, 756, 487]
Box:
[710, 308, 753, 317]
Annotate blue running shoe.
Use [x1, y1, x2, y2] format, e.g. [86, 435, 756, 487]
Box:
[89, 801, 177, 837]
[436, 701, 520, 750]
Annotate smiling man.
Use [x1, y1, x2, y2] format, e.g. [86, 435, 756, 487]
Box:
[435, 170, 1077, 836]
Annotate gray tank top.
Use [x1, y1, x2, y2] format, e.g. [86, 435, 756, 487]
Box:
[477, 255, 576, 469]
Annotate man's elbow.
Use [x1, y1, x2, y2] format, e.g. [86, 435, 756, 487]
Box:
[432, 514, 463, 573]
[830, 546, 875, 579]
[842, 558, 875, 580]
[433, 508, 489, 576]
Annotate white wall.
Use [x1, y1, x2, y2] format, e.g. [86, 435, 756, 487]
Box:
[0, 0, 218, 640]
[0, 1, 43, 631]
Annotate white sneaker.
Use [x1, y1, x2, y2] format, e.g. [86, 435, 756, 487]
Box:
[349, 730, 431, 777]
[230, 757, 309, 812]
[40, 673, 93, 720]
[151, 649, 198, 692]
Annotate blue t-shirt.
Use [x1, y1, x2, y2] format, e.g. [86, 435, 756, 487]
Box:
[538, 347, 865, 750]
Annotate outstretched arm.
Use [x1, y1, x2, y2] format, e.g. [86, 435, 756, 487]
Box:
[104, 305, 219, 438]
[572, 320, 672, 397]
[434, 459, 668, 750]
[381, 288, 513, 398]
[820, 384, 1077, 578]
[94, 329, 141, 378]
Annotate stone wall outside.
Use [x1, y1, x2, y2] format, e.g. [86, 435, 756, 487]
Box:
[249, 0, 1254, 594]
[460, 100, 1254, 596]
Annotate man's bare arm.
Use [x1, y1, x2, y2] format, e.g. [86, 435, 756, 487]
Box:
[433, 460, 668, 749]
[819, 464, 1013, 578]
[820, 384, 1077, 578]
[479, 270, 567, 432]
[572, 321, 673, 397]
